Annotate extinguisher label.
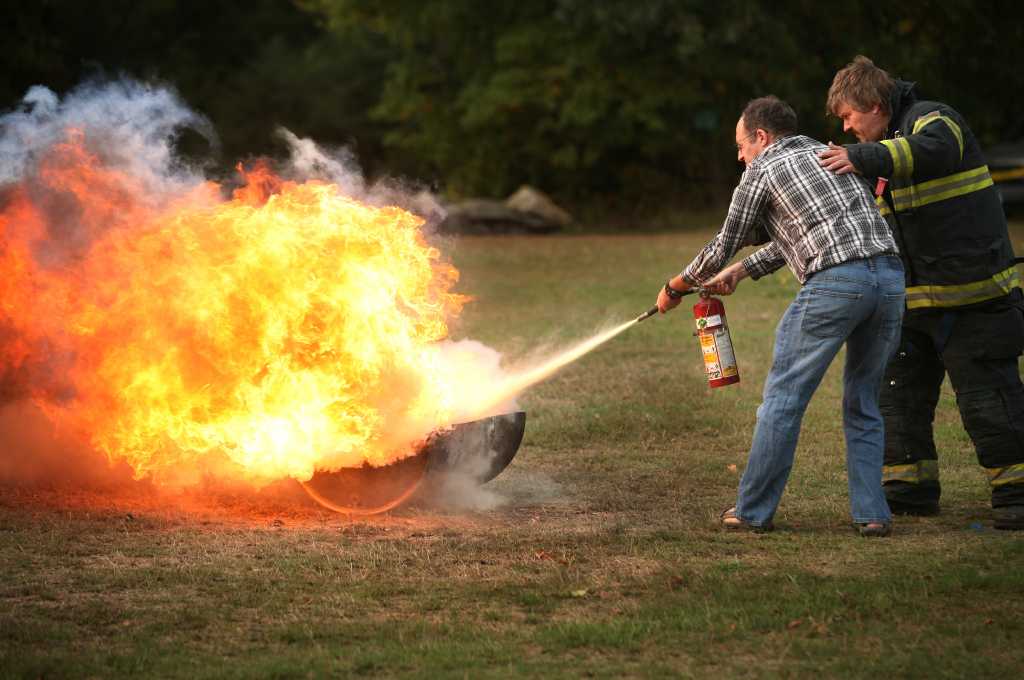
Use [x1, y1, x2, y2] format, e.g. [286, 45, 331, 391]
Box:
[696, 314, 723, 330]
[714, 327, 739, 378]
[699, 328, 739, 380]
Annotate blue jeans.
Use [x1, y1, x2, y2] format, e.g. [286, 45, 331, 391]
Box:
[735, 255, 905, 527]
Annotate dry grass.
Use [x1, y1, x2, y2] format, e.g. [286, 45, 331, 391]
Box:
[2, 223, 1023, 678]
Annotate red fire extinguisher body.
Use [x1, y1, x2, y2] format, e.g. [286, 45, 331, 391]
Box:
[693, 296, 740, 388]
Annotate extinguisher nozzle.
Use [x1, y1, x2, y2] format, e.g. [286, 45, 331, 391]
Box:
[637, 288, 699, 323]
[636, 306, 660, 322]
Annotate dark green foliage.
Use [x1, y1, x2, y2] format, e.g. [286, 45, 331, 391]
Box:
[2, 0, 1022, 211]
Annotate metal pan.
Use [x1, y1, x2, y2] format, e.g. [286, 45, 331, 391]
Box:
[299, 411, 526, 514]
[423, 411, 526, 483]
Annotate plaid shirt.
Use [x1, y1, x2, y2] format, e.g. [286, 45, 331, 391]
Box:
[682, 135, 896, 285]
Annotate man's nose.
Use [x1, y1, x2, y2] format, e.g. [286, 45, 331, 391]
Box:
[843, 120, 852, 132]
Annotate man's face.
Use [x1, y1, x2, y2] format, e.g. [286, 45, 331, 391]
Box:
[735, 118, 767, 165]
[834, 101, 890, 142]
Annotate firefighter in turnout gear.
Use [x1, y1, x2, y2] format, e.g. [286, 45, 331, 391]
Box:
[819, 56, 1024, 529]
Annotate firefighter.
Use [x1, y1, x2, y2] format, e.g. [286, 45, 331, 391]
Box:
[819, 56, 1024, 529]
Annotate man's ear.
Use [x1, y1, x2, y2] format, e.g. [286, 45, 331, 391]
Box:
[870, 103, 883, 115]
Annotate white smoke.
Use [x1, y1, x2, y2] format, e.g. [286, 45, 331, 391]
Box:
[277, 127, 447, 228]
[423, 456, 508, 512]
[437, 339, 519, 421]
[0, 79, 214, 196]
[276, 128, 366, 196]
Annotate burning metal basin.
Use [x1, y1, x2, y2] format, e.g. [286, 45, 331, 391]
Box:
[422, 411, 526, 483]
[299, 411, 526, 514]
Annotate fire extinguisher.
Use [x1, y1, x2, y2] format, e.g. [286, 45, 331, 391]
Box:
[692, 295, 740, 388]
[636, 290, 741, 388]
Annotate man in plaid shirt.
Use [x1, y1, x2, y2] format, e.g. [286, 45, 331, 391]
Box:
[656, 96, 904, 536]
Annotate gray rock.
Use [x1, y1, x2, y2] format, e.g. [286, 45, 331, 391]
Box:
[439, 198, 560, 234]
[505, 185, 572, 227]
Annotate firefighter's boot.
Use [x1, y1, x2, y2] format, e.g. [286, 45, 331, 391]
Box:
[993, 505, 1024, 530]
[880, 331, 944, 516]
[884, 479, 940, 516]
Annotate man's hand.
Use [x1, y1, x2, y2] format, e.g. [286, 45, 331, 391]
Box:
[703, 261, 749, 295]
[656, 277, 689, 313]
[818, 142, 859, 175]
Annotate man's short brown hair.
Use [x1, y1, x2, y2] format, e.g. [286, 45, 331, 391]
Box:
[742, 96, 797, 137]
[826, 55, 895, 116]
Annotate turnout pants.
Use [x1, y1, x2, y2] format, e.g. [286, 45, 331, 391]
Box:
[880, 290, 1024, 510]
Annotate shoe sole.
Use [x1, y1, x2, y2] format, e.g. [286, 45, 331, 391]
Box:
[993, 519, 1024, 531]
[888, 504, 939, 517]
[722, 521, 774, 533]
[857, 526, 892, 537]
[720, 506, 773, 533]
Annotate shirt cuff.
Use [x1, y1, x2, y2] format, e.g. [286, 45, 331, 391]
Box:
[741, 251, 780, 280]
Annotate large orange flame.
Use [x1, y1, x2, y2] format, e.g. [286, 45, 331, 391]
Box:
[0, 129, 500, 487]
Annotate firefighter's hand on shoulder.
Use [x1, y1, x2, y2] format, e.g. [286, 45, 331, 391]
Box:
[817, 142, 859, 175]
[657, 276, 689, 313]
[703, 262, 748, 296]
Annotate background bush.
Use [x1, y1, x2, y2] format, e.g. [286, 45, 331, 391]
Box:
[4, 0, 1021, 212]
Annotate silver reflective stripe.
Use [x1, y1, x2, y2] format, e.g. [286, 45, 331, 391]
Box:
[882, 460, 939, 483]
[890, 165, 993, 212]
[912, 112, 964, 160]
[905, 267, 1021, 310]
[881, 137, 914, 180]
[986, 463, 1024, 487]
[875, 195, 891, 216]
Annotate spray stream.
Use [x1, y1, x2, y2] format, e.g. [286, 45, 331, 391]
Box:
[465, 318, 640, 419]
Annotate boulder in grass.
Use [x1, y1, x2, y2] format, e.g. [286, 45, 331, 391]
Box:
[439, 198, 561, 234]
[505, 185, 572, 228]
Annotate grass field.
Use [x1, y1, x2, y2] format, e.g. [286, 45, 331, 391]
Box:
[2, 223, 1023, 678]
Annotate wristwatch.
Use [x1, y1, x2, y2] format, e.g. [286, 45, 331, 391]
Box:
[664, 281, 686, 299]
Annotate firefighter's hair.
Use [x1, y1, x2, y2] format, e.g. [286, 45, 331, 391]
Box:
[742, 96, 797, 138]
[826, 55, 895, 116]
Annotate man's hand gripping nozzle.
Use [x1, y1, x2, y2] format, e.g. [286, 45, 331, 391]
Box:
[636, 287, 700, 322]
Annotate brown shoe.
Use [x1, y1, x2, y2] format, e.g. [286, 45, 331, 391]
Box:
[854, 522, 892, 537]
[720, 506, 773, 533]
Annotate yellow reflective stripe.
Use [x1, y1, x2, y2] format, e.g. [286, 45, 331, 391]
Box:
[985, 463, 1024, 487]
[913, 112, 964, 160]
[875, 195, 891, 216]
[882, 460, 939, 483]
[990, 167, 1024, 182]
[890, 165, 993, 211]
[881, 137, 914, 180]
[906, 266, 1022, 310]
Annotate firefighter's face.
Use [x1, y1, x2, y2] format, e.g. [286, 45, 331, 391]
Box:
[835, 101, 890, 142]
[735, 118, 770, 165]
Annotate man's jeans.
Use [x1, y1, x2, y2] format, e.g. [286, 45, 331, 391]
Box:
[735, 255, 905, 527]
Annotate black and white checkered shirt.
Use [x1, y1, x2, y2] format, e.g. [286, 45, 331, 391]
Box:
[682, 135, 897, 285]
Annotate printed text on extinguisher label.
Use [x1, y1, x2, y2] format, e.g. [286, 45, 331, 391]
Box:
[699, 327, 738, 380]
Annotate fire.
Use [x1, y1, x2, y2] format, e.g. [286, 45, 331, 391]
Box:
[0, 128, 504, 487]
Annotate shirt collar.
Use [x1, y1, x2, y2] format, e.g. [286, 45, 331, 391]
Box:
[749, 134, 798, 169]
